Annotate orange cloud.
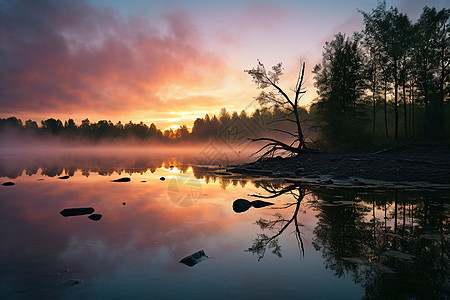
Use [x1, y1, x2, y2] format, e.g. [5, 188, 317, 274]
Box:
[0, 0, 226, 126]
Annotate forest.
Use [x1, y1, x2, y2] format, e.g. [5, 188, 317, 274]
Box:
[0, 106, 306, 144]
[1, 2, 448, 149]
[312, 2, 449, 147]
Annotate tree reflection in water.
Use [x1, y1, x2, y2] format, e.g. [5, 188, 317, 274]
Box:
[243, 182, 309, 261]
[311, 189, 448, 299]
[240, 182, 448, 299]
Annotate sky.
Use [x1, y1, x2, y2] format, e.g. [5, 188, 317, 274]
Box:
[0, 0, 447, 130]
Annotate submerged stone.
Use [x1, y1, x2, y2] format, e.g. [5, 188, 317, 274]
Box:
[112, 177, 131, 182]
[250, 200, 274, 208]
[59, 279, 83, 288]
[321, 179, 334, 184]
[160, 177, 165, 181]
[2, 182, 15, 186]
[180, 250, 209, 267]
[58, 176, 70, 180]
[60, 207, 95, 217]
[88, 214, 102, 221]
[233, 199, 274, 213]
[233, 199, 252, 213]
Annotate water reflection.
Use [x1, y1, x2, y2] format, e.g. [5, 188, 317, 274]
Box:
[241, 182, 449, 299]
[312, 189, 449, 299]
[0, 151, 251, 188]
[0, 153, 448, 299]
[244, 182, 307, 261]
[0, 152, 191, 179]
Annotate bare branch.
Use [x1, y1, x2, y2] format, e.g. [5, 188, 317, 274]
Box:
[271, 128, 298, 137]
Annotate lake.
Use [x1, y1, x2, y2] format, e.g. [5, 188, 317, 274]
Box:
[0, 149, 448, 299]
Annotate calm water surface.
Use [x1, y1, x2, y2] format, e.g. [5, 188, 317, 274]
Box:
[0, 151, 448, 299]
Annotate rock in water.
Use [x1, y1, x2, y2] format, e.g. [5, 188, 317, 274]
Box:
[88, 214, 102, 221]
[112, 177, 131, 182]
[59, 279, 83, 288]
[122, 202, 126, 206]
[232, 199, 252, 213]
[180, 250, 209, 267]
[250, 200, 274, 208]
[160, 177, 165, 181]
[2, 182, 15, 186]
[58, 176, 70, 180]
[60, 207, 95, 217]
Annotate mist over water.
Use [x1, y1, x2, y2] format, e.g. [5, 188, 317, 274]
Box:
[1, 137, 448, 299]
[0, 137, 261, 180]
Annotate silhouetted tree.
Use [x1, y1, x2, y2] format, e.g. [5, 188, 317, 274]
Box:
[245, 60, 308, 158]
[175, 125, 190, 141]
[362, 35, 382, 136]
[313, 33, 366, 145]
[24, 119, 38, 134]
[0, 117, 23, 132]
[64, 119, 77, 137]
[41, 118, 63, 135]
[361, 1, 412, 140]
[413, 7, 449, 139]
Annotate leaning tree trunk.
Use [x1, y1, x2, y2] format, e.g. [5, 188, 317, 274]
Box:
[384, 76, 389, 139]
[393, 58, 399, 140]
[372, 70, 377, 136]
[402, 65, 407, 140]
[410, 79, 415, 138]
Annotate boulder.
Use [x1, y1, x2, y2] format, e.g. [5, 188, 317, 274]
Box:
[180, 250, 209, 267]
[233, 199, 252, 213]
[88, 214, 102, 221]
[112, 177, 130, 182]
[60, 207, 95, 217]
[59, 279, 83, 288]
[250, 200, 274, 208]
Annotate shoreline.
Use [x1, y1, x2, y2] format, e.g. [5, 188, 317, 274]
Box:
[225, 145, 450, 190]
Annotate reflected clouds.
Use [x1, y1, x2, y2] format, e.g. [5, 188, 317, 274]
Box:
[1, 152, 448, 298]
[0, 168, 237, 298]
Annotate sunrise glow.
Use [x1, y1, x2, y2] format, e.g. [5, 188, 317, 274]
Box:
[0, 0, 444, 129]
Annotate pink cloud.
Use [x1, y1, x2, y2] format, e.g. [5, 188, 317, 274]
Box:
[0, 0, 225, 119]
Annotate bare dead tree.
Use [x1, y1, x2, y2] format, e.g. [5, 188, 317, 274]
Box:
[245, 61, 308, 159]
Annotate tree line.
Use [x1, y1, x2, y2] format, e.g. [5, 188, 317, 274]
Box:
[1, 2, 448, 149]
[313, 1, 449, 147]
[0, 106, 307, 143]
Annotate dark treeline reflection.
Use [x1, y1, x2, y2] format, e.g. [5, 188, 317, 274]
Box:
[0, 153, 255, 188]
[244, 182, 449, 299]
[0, 154, 191, 179]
